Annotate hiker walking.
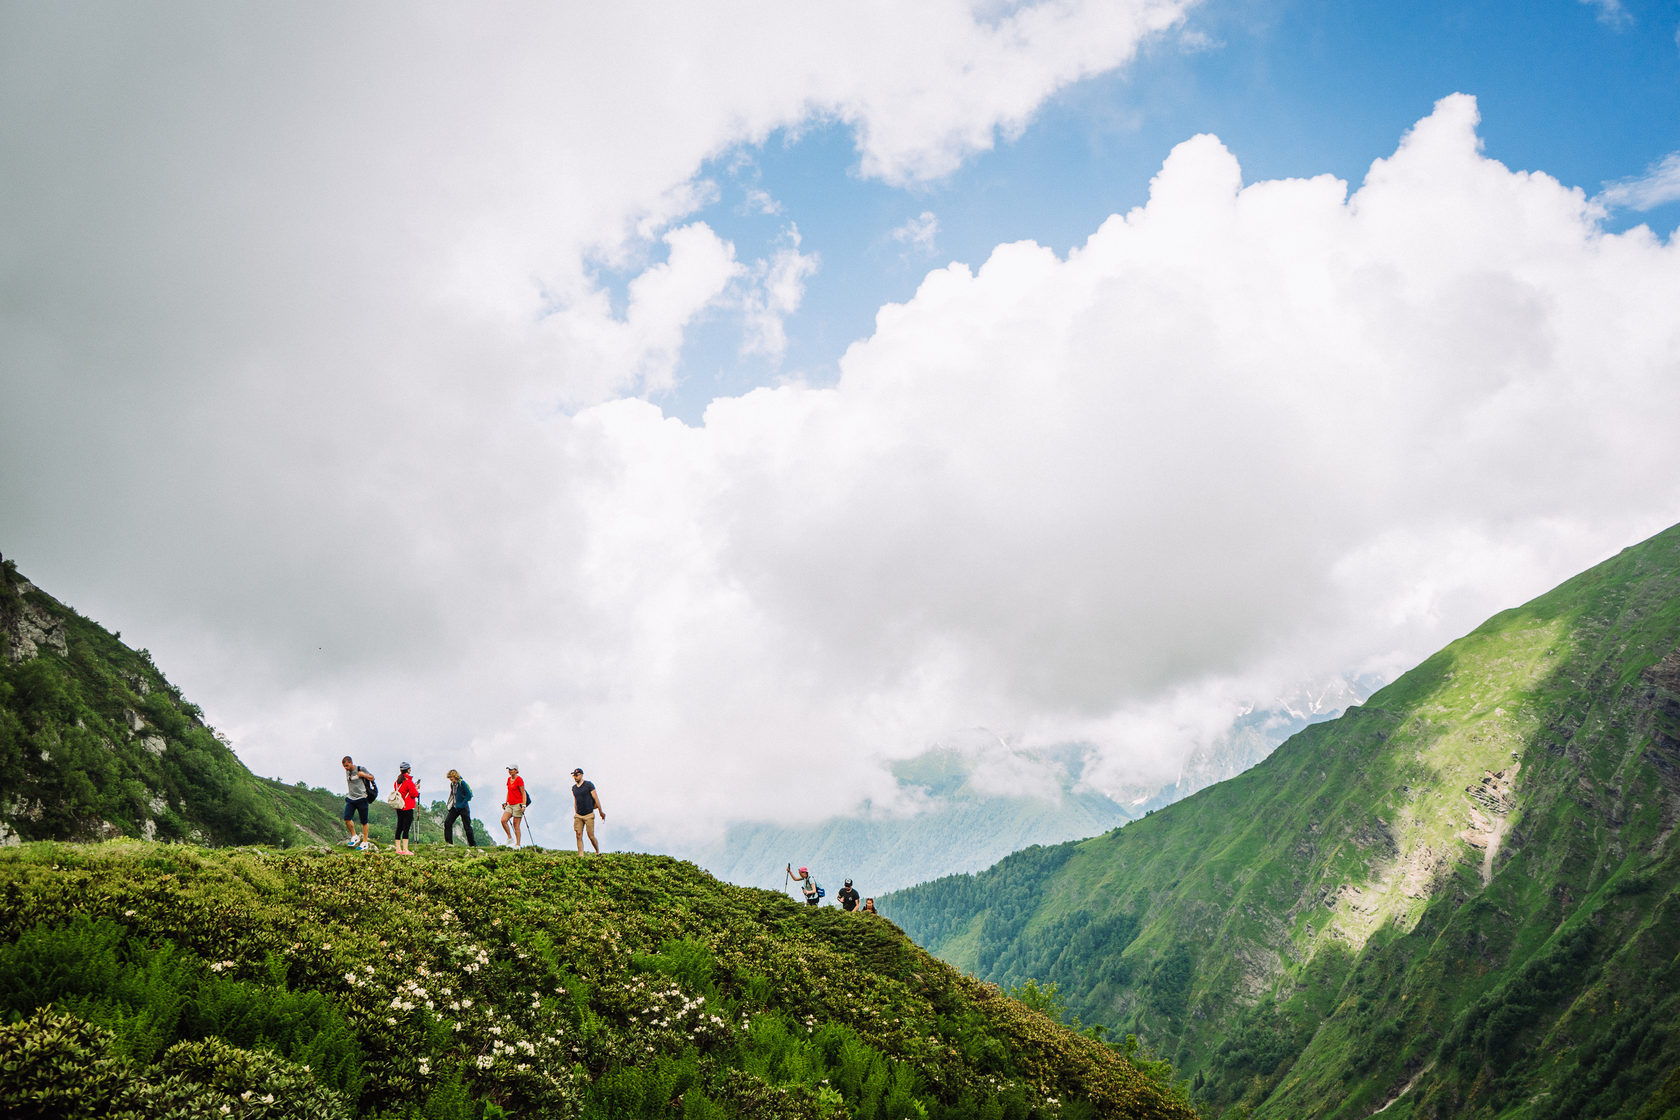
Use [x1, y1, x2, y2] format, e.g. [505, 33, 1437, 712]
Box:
[787, 864, 821, 907]
[837, 878, 860, 912]
[444, 769, 476, 847]
[570, 768, 605, 854]
[861, 898, 877, 915]
[392, 763, 419, 856]
[501, 765, 529, 848]
[340, 756, 376, 849]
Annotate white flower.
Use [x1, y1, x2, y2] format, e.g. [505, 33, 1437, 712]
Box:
[477, 1055, 494, 1069]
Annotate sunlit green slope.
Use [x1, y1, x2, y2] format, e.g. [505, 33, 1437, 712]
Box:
[0, 553, 492, 849]
[886, 522, 1680, 1120]
[0, 842, 1198, 1120]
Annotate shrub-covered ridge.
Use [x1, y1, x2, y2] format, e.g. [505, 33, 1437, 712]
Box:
[0, 841, 1198, 1120]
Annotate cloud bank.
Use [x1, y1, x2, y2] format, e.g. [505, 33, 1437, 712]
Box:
[4, 2, 1677, 850]
[536, 95, 1680, 841]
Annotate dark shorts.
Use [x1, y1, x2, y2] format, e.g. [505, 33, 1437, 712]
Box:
[343, 796, 369, 824]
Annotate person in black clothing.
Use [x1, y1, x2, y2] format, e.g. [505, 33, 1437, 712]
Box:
[861, 898, 877, 914]
[571, 768, 605, 853]
[837, 879, 860, 911]
[443, 768, 476, 847]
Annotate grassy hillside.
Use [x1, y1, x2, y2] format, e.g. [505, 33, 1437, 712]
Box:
[0, 554, 494, 849]
[885, 522, 1680, 1120]
[0, 841, 1198, 1120]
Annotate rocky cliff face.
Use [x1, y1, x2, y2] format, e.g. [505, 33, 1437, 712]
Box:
[0, 572, 68, 663]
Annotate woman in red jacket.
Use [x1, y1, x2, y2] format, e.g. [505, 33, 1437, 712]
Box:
[393, 762, 420, 856]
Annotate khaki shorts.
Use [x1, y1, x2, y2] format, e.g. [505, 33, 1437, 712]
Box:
[573, 813, 596, 840]
[501, 801, 526, 819]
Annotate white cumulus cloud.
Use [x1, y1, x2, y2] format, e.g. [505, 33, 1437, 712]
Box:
[386, 93, 1677, 847]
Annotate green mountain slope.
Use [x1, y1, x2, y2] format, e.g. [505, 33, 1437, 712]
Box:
[0, 842, 1198, 1120]
[0, 553, 493, 849]
[884, 522, 1680, 1120]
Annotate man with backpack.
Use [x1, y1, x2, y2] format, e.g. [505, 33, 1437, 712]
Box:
[340, 756, 376, 850]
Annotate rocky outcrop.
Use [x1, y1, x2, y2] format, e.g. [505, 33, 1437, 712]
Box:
[3, 597, 68, 663]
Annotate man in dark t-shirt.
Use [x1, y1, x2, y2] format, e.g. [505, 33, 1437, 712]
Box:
[837, 879, 860, 911]
[570, 768, 605, 854]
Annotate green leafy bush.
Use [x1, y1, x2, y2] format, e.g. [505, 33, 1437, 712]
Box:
[0, 844, 1198, 1120]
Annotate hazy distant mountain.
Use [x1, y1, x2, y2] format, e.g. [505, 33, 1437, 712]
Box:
[1111, 673, 1385, 816]
[885, 521, 1680, 1120]
[673, 677, 1376, 896]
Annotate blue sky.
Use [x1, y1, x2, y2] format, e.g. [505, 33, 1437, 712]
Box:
[661, 0, 1680, 420]
[4, 1, 1679, 847]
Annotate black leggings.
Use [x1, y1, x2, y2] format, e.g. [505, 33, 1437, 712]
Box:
[394, 808, 414, 841]
[443, 807, 476, 846]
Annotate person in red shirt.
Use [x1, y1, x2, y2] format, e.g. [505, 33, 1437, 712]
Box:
[501, 765, 529, 849]
[393, 762, 420, 856]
